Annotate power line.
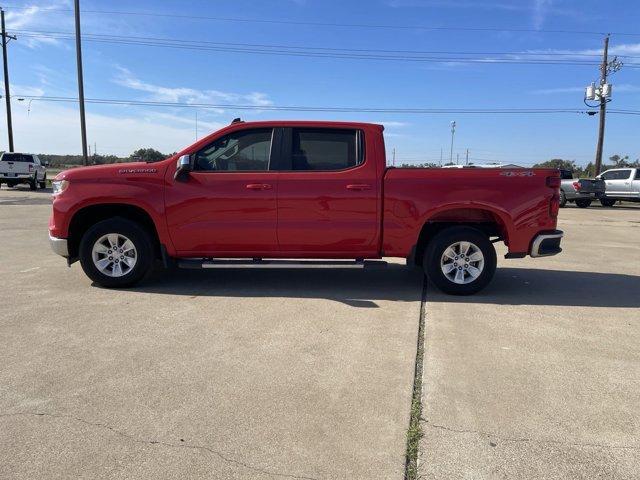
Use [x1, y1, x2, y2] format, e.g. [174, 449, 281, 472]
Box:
[13, 30, 640, 67]
[14, 29, 638, 58]
[3, 5, 640, 37]
[13, 94, 640, 115]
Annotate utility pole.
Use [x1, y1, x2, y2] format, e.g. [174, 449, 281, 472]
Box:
[392, 147, 396, 166]
[449, 121, 456, 164]
[1, 9, 16, 153]
[439, 148, 443, 167]
[465, 148, 469, 165]
[74, 0, 89, 166]
[456, 153, 459, 165]
[594, 35, 609, 176]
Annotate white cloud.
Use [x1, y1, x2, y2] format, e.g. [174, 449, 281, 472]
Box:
[532, 0, 553, 29]
[4, 100, 208, 155]
[113, 67, 273, 110]
[5, 1, 73, 48]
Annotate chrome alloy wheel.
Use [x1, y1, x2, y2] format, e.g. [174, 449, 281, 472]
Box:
[440, 241, 485, 284]
[91, 233, 137, 278]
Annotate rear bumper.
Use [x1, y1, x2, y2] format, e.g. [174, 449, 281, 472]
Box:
[1, 173, 33, 180]
[530, 230, 563, 258]
[49, 234, 69, 257]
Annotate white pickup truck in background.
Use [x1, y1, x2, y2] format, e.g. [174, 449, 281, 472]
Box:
[598, 168, 640, 206]
[0, 152, 48, 190]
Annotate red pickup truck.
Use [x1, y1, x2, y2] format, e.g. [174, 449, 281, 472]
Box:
[49, 120, 563, 295]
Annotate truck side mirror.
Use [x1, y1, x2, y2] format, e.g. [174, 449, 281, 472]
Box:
[44, 161, 50, 167]
[174, 154, 193, 182]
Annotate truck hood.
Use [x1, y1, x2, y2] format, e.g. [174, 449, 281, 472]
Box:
[55, 160, 170, 181]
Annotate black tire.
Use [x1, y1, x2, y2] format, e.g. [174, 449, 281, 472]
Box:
[559, 190, 567, 208]
[6, 182, 15, 188]
[423, 226, 497, 295]
[79, 217, 154, 288]
[29, 177, 38, 190]
[575, 199, 591, 208]
[600, 198, 616, 207]
[39, 174, 47, 189]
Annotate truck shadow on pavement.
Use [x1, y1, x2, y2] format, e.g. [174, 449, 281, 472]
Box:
[429, 267, 640, 308]
[135, 264, 424, 308]
[132, 264, 640, 308]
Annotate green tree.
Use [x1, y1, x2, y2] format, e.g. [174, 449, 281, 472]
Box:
[533, 159, 579, 172]
[129, 148, 167, 163]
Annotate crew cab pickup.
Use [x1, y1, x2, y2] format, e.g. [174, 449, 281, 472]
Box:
[0, 152, 48, 190]
[49, 120, 563, 295]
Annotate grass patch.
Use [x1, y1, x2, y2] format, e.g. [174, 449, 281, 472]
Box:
[404, 282, 426, 480]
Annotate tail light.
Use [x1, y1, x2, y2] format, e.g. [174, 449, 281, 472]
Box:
[546, 176, 561, 188]
[28, 164, 34, 172]
[549, 193, 560, 218]
[572, 181, 581, 191]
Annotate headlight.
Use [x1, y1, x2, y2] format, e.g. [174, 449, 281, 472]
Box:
[52, 180, 69, 196]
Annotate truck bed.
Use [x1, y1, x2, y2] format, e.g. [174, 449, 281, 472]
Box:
[382, 167, 559, 257]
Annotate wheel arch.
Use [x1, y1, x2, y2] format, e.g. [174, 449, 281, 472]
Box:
[67, 203, 161, 261]
[411, 206, 509, 267]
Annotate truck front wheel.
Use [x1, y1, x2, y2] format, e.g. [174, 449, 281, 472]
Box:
[423, 226, 497, 295]
[79, 218, 153, 288]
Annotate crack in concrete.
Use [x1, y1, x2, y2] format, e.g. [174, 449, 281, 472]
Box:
[0, 412, 320, 480]
[423, 420, 640, 451]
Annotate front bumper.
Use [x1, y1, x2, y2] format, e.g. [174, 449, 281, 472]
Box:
[530, 230, 563, 258]
[49, 234, 69, 257]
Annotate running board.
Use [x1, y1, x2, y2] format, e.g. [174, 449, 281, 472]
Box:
[176, 258, 388, 270]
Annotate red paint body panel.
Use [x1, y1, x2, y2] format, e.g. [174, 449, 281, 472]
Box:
[50, 121, 559, 260]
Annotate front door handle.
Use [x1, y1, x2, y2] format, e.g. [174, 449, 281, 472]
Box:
[245, 183, 272, 190]
[346, 184, 372, 191]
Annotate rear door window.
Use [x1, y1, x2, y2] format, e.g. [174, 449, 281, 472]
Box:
[602, 170, 631, 180]
[286, 128, 363, 171]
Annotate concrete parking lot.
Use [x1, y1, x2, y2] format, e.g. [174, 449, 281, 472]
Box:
[420, 203, 640, 479]
[0, 186, 639, 479]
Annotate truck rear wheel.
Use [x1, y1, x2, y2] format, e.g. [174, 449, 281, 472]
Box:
[575, 199, 591, 208]
[29, 177, 38, 190]
[79, 218, 153, 288]
[600, 198, 616, 207]
[423, 226, 497, 295]
[559, 190, 567, 208]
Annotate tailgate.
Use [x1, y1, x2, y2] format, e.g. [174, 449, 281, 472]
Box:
[577, 178, 605, 194]
[0, 154, 33, 175]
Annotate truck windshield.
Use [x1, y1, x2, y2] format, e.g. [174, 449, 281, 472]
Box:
[1, 153, 33, 162]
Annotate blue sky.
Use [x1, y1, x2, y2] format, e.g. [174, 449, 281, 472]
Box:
[2, 0, 639, 165]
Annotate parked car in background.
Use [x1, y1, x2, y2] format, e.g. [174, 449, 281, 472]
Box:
[0, 153, 48, 190]
[597, 168, 640, 206]
[558, 169, 606, 208]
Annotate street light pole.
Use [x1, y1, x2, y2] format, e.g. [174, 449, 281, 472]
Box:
[74, 0, 89, 166]
[449, 121, 456, 164]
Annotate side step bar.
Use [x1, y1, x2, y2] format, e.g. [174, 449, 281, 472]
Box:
[177, 258, 388, 270]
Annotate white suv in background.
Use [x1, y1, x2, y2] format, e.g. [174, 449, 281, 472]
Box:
[0, 152, 48, 190]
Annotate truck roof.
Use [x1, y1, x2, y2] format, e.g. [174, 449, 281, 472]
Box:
[223, 120, 385, 130]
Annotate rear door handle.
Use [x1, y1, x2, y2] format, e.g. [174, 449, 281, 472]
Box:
[346, 184, 372, 191]
[245, 183, 272, 190]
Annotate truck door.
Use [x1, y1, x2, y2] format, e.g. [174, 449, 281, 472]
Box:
[631, 169, 640, 198]
[164, 128, 279, 255]
[275, 127, 379, 256]
[602, 169, 633, 196]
